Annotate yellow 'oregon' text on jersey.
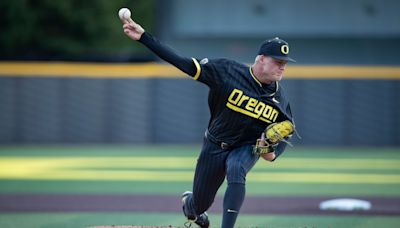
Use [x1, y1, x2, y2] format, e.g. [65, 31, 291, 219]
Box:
[192, 58, 293, 146]
[226, 88, 279, 123]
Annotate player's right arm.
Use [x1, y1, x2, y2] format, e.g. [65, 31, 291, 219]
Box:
[122, 18, 199, 78]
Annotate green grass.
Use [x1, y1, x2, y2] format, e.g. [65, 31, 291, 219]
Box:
[0, 213, 399, 228]
[0, 145, 399, 227]
[1, 146, 399, 196]
[0, 145, 399, 158]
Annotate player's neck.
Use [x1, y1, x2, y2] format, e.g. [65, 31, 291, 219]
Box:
[251, 64, 272, 85]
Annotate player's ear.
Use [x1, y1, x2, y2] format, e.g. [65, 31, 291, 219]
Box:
[256, 55, 263, 63]
[260, 55, 266, 63]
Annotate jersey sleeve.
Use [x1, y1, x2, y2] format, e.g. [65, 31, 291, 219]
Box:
[139, 32, 229, 87]
[191, 58, 227, 88]
[139, 32, 197, 77]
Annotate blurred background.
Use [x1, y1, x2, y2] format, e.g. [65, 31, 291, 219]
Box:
[0, 0, 399, 146]
[1, 1, 400, 228]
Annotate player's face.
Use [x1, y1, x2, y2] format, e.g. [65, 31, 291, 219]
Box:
[261, 56, 287, 83]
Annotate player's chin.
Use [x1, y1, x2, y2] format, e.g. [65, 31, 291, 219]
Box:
[273, 73, 283, 81]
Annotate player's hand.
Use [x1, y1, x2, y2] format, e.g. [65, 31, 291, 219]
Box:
[122, 18, 145, 41]
[258, 133, 276, 161]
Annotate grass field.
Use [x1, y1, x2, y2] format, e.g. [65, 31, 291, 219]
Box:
[0, 145, 399, 228]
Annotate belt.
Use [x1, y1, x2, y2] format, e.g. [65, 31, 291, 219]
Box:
[205, 130, 232, 150]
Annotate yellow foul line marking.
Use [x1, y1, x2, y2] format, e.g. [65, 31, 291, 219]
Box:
[0, 62, 399, 79]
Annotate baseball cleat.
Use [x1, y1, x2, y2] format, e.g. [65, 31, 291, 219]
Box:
[181, 191, 210, 228]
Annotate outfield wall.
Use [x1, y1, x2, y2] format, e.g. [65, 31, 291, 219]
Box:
[0, 62, 399, 146]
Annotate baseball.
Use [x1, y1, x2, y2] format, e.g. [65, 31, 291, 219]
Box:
[118, 8, 131, 21]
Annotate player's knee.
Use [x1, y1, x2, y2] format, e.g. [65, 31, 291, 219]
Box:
[226, 163, 246, 184]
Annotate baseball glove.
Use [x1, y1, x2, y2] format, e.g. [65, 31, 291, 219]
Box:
[253, 120, 294, 154]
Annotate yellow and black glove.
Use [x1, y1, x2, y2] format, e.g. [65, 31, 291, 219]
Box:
[253, 120, 294, 155]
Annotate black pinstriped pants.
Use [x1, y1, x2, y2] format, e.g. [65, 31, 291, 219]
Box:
[185, 136, 260, 215]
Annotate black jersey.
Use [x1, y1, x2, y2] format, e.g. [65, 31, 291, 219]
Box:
[138, 32, 294, 158]
[192, 58, 294, 147]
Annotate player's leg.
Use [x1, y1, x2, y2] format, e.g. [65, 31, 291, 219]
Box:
[222, 144, 259, 228]
[183, 137, 229, 218]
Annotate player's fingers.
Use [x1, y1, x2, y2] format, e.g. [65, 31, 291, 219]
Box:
[122, 19, 133, 26]
[123, 22, 140, 32]
[259, 133, 266, 146]
[123, 25, 137, 33]
[260, 151, 275, 161]
[122, 18, 136, 26]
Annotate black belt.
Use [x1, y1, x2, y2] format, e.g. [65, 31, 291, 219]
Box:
[205, 130, 232, 150]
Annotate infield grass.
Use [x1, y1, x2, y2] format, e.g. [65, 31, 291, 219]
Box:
[0, 145, 399, 228]
[0, 145, 399, 196]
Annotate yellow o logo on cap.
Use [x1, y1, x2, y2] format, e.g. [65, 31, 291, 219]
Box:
[281, 45, 289, 54]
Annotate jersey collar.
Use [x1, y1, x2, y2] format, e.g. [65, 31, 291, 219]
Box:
[249, 66, 262, 87]
[249, 66, 279, 96]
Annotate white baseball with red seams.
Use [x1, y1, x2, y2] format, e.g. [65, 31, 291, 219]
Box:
[118, 8, 131, 21]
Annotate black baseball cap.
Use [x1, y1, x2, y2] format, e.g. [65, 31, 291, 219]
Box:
[258, 37, 296, 62]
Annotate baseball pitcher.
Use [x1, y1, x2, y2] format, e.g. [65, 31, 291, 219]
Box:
[121, 13, 296, 228]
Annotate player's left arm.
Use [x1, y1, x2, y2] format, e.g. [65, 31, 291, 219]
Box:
[255, 102, 296, 162]
[258, 132, 276, 161]
[269, 93, 297, 161]
[255, 122, 292, 162]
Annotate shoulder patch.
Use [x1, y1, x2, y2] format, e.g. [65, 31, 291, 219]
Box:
[200, 58, 209, 65]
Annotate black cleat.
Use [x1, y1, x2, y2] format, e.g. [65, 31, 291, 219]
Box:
[181, 191, 210, 228]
